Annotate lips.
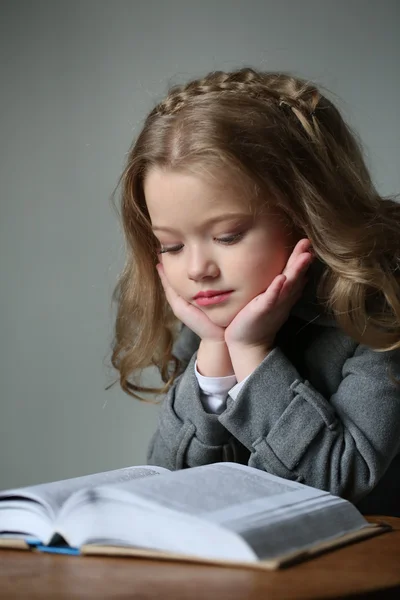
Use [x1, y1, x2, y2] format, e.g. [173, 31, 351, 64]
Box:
[193, 290, 233, 300]
[193, 291, 234, 307]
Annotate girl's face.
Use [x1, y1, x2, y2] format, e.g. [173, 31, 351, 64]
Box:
[144, 168, 298, 328]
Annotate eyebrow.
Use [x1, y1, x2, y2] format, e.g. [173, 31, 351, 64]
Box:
[152, 213, 250, 233]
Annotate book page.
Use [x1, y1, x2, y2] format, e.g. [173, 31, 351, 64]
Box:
[0, 465, 168, 521]
[98, 462, 324, 523]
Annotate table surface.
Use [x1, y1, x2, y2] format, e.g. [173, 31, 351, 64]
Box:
[1, 516, 399, 599]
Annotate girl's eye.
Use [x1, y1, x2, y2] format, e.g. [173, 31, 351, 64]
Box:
[159, 244, 184, 254]
[216, 232, 244, 245]
[158, 232, 244, 254]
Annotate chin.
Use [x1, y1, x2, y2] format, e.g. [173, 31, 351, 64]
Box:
[206, 310, 237, 329]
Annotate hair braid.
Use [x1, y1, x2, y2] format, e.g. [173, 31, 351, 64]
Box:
[154, 68, 319, 122]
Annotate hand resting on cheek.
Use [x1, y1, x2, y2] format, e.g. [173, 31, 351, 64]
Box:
[156, 238, 314, 350]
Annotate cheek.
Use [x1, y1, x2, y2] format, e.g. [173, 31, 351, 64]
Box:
[240, 249, 282, 273]
[237, 244, 289, 288]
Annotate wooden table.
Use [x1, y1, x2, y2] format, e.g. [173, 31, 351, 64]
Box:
[0, 517, 399, 599]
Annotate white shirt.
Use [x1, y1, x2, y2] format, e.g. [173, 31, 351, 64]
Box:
[194, 360, 251, 414]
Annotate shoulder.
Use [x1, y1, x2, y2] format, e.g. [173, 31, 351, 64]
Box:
[344, 342, 400, 377]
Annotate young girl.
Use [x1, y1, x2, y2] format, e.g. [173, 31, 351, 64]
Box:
[110, 67, 400, 516]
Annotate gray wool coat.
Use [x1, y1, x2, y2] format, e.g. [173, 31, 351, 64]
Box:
[147, 259, 400, 516]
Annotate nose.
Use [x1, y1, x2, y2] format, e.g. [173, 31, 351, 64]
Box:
[187, 246, 220, 281]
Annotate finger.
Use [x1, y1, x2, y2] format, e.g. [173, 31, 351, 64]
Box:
[156, 263, 207, 325]
[156, 263, 168, 293]
[254, 275, 286, 309]
[285, 238, 312, 268]
[156, 263, 172, 292]
[279, 273, 308, 301]
[292, 238, 313, 260]
[156, 262, 164, 278]
[283, 241, 314, 281]
[156, 263, 180, 305]
[156, 262, 165, 279]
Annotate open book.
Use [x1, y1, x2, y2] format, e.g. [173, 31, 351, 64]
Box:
[0, 462, 389, 569]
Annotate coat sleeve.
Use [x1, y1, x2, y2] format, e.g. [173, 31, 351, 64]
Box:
[218, 344, 400, 503]
[147, 325, 241, 469]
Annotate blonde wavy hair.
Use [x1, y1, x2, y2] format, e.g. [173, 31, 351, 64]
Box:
[109, 67, 400, 400]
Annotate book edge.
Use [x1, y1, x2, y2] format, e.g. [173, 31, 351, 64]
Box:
[0, 538, 30, 550]
[80, 522, 391, 571]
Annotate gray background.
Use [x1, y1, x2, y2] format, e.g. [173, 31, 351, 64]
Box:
[1, 0, 399, 489]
